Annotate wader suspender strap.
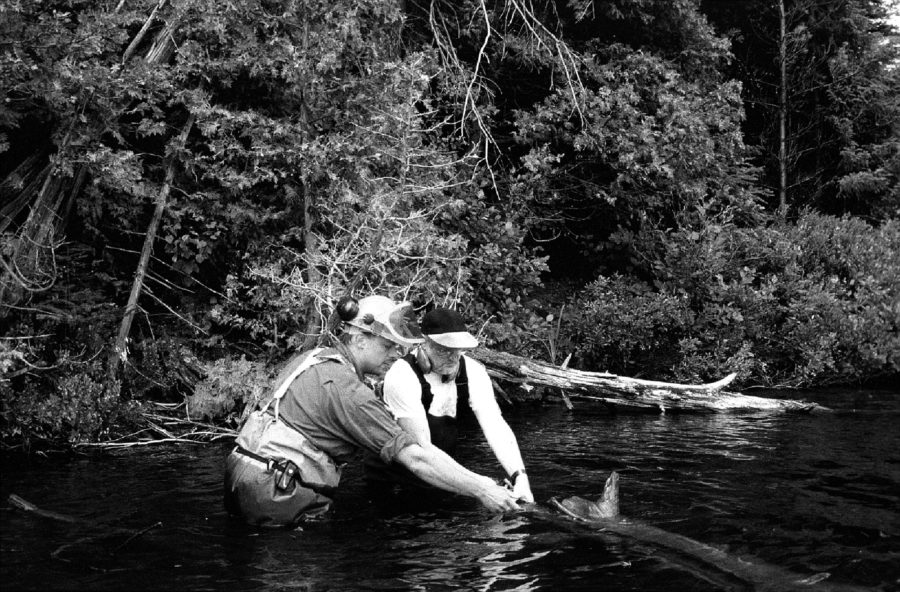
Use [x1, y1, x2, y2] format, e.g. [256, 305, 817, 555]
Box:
[401, 353, 470, 416]
[456, 357, 469, 405]
[399, 353, 470, 455]
[260, 347, 326, 421]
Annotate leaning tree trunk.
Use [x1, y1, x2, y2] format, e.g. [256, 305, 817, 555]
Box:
[109, 114, 194, 379]
[470, 348, 826, 413]
[107, 3, 190, 379]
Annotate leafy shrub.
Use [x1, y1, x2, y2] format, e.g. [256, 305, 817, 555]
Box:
[562, 275, 695, 377]
[0, 341, 26, 378]
[186, 356, 274, 424]
[775, 214, 900, 384]
[564, 213, 900, 386]
[120, 336, 199, 401]
[1, 362, 144, 449]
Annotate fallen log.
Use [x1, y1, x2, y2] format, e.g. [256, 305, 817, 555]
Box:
[470, 348, 827, 413]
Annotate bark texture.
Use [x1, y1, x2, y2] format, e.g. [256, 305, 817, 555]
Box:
[470, 348, 826, 413]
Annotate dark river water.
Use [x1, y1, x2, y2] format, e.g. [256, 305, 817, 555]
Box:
[2, 389, 899, 591]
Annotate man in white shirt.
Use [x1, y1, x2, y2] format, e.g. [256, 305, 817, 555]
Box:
[371, 307, 534, 503]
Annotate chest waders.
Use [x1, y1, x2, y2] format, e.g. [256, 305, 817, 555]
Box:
[224, 349, 344, 527]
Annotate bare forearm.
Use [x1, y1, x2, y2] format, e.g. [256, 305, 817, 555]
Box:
[482, 419, 526, 476]
[398, 443, 492, 495]
[480, 417, 534, 502]
[395, 444, 520, 512]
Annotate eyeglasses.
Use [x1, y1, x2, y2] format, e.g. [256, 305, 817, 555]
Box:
[426, 341, 463, 360]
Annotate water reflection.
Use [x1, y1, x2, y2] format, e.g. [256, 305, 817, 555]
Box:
[2, 389, 899, 591]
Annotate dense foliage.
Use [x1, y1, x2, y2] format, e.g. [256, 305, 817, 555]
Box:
[565, 212, 900, 386]
[1, 0, 898, 447]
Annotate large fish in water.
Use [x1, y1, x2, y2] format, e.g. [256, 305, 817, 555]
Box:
[545, 472, 869, 592]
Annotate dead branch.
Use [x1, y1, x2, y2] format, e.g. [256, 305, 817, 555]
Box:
[122, 0, 169, 63]
[9, 493, 162, 571]
[0, 154, 49, 234]
[8, 494, 79, 523]
[144, 14, 178, 63]
[470, 348, 828, 413]
[112, 521, 163, 554]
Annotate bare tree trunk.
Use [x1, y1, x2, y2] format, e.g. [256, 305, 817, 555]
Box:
[471, 348, 826, 413]
[777, 0, 788, 216]
[106, 2, 186, 378]
[296, 3, 327, 350]
[108, 114, 194, 379]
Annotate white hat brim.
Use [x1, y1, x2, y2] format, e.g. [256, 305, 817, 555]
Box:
[428, 331, 479, 349]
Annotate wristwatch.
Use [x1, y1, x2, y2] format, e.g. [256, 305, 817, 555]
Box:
[509, 469, 527, 484]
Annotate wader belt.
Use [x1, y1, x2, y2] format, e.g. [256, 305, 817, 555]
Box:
[233, 445, 337, 497]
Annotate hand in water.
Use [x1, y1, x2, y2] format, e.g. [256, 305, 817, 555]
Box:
[512, 474, 534, 504]
[478, 480, 522, 513]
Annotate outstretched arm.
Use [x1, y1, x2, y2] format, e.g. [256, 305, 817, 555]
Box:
[395, 443, 521, 513]
[474, 407, 534, 503]
[467, 358, 534, 502]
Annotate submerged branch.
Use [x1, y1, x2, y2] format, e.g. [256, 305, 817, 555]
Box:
[9, 493, 162, 570]
[8, 494, 79, 523]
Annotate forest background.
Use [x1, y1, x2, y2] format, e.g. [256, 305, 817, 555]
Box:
[1, 0, 898, 449]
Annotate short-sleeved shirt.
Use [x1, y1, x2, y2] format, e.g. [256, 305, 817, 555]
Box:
[274, 348, 417, 465]
[383, 352, 502, 422]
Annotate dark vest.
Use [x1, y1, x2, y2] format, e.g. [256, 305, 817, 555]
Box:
[399, 353, 471, 456]
[362, 355, 474, 491]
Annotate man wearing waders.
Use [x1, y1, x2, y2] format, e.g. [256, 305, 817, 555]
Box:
[366, 308, 534, 503]
[224, 295, 522, 527]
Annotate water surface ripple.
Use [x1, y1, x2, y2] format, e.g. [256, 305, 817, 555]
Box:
[2, 388, 898, 591]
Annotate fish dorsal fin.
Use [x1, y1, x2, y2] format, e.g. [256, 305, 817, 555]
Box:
[595, 471, 620, 518]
